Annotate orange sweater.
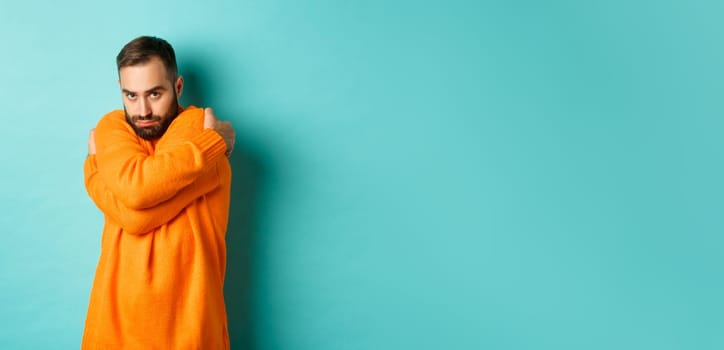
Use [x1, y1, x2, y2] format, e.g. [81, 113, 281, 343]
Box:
[82, 106, 232, 349]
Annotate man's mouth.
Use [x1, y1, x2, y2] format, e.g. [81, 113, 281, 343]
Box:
[135, 120, 159, 128]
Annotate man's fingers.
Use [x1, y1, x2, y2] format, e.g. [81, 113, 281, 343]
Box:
[203, 107, 218, 129]
[203, 108, 236, 156]
[88, 128, 97, 155]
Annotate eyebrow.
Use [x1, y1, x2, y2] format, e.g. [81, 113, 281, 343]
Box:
[122, 85, 168, 94]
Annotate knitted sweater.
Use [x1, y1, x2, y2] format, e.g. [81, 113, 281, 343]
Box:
[81, 106, 232, 349]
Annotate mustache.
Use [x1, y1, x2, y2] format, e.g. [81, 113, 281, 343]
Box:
[130, 114, 162, 122]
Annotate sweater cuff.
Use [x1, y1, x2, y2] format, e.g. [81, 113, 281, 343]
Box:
[193, 128, 227, 162]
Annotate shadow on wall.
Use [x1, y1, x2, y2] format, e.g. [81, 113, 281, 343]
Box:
[181, 56, 266, 350]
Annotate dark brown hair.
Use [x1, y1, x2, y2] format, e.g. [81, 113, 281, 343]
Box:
[116, 36, 178, 81]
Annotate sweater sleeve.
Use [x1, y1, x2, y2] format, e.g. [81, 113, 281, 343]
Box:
[84, 154, 221, 235]
[94, 109, 227, 210]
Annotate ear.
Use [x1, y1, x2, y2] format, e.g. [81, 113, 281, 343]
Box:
[175, 76, 184, 97]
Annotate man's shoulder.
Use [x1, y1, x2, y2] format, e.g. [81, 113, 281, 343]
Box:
[95, 110, 129, 133]
[99, 109, 126, 121]
[177, 105, 204, 121]
[169, 106, 205, 129]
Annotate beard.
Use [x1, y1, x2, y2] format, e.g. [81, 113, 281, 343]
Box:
[125, 97, 179, 140]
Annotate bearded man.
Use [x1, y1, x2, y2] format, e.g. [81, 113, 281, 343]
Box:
[82, 36, 235, 349]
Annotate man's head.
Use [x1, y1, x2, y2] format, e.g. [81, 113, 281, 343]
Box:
[117, 36, 184, 140]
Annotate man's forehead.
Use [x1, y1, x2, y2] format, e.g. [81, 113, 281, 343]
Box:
[119, 57, 172, 91]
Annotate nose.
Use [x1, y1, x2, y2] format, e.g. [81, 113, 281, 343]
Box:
[138, 97, 152, 116]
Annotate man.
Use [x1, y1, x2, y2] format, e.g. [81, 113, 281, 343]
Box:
[82, 36, 235, 349]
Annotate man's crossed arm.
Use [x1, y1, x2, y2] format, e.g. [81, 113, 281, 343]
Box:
[85, 107, 235, 235]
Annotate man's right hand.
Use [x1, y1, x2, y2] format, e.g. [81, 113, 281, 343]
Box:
[88, 129, 97, 156]
[203, 107, 236, 157]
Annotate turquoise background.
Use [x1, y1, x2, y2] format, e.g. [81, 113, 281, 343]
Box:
[1, 0, 723, 349]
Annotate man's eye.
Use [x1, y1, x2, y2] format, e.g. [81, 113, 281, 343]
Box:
[150, 92, 160, 98]
[126, 93, 137, 100]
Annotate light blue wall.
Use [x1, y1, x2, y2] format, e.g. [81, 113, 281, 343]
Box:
[1, 0, 723, 349]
